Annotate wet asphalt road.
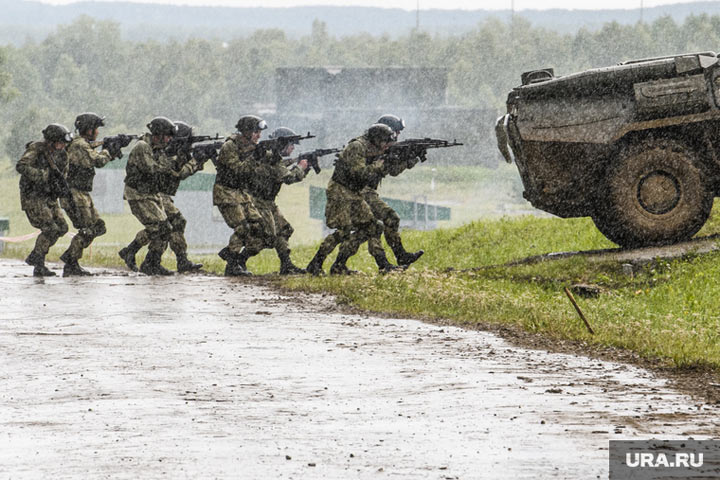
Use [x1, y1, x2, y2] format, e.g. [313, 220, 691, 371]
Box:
[1, 259, 718, 479]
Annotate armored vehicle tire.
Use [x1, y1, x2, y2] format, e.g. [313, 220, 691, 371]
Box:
[592, 139, 713, 248]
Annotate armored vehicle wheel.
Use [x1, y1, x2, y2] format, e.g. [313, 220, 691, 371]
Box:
[592, 139, 713, 248]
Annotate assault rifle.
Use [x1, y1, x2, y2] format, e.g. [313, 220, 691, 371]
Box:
[385, 137, 463, 163]
[91, 134, 139, 159]
[166, 133, 224, 157]
[283, 147, 341, 174]
[255, 132, 315, 161]
[191, 141, 225, 165]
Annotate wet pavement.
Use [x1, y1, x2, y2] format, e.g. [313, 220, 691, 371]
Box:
[1, 258, 719, 479]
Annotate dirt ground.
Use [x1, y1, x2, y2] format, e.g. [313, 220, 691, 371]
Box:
[1, 258, 719, 479]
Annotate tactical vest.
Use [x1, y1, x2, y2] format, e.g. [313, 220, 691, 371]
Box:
[215, 139, 252, 190]
[331, 137, 376, 192]
[124, 140, 165, 194]
[18, 142, 63, 198]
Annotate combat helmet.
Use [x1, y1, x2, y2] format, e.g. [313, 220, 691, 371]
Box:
[42, 123, 73, 143]
[235, 115, 267, 134]
[377, 114, 405, 133]
[367, 123, 396, 146]
[269, 127, 299, 144]
[74, 112, 105, 134]
[146, 116, 177, 136]
[173, 121, 193, 138]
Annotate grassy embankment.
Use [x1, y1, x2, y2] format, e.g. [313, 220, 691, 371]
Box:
[3, 162, 720, 370]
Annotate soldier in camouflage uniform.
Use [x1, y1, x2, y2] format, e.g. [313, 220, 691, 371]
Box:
[364, 114, 424, 266]
[214, 115, 266, 276]
[118, 121, 203, 273]
[119, 116, 177, 276]
[243, 127, 310, 275]
[16, 124, 73, 277]
[57, 113, 118, 276]
[306, 123, 401, 275]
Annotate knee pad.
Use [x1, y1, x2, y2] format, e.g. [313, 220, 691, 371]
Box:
[169, 214, 187, 233]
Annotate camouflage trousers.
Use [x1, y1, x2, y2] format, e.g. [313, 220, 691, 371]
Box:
[362, 187, 404, 258]
[60, 190, 107, 261]
[22, 195, 68, 257]
[247, 197, 294, 257]
[132, 194, 188, 257]
[317, 180, 385, 262]
[127, 195, 170, 254]
[214, 184, 263, 256]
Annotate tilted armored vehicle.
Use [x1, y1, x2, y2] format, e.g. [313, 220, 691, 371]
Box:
[496, 51, 720, 247]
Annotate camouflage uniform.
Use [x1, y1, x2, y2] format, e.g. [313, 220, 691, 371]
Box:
[123, 134, 174, 257]
[59, 136, 112, 262]
[244, 152, 307, 272]
[213, 134, 263, 257]
[16, 141, 69, 261]
[308, 135, 395, 273]
[129, 149, 203, 266]
[362, 153, 422, 264]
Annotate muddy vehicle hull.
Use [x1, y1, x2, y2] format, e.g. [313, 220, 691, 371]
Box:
[497, 52, 720, 247]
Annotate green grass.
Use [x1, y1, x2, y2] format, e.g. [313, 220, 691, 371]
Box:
[6, 160, 720, 371]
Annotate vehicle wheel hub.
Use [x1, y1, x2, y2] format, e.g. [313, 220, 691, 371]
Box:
[637, 170, 680, 215]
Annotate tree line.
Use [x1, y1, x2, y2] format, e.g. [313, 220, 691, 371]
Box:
[2, 13, 720, 163]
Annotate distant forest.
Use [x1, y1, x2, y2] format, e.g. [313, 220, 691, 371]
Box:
[2, 12, 720, 162]
[4, 0, 720, 42]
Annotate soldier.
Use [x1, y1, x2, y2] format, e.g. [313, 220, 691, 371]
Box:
[16, 124, 73, 277]
[243, 127, 310, 275]
[213, 115, 266, 276]
[306, 123, 401, 275]
[118, 121, 203, 273]
[119, 116, 177, 276]
[57, 113, 117, 276]
[365, 114, 424, 266]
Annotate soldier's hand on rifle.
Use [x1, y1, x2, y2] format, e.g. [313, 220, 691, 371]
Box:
[297, 158, 309, 171]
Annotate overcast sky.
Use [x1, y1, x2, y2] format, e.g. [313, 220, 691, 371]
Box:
[38, 0, 718, 11]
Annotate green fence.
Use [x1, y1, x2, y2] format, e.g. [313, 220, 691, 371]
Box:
[309, 186, 450, 225]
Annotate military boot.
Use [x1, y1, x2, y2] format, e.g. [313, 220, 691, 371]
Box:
[26, 250, 56, 277]
[391, 243, 424, 267]
[118, 240, 142, 272]
[329, 251, 357, 275]
[374, 251, 403, 274]
[60, 251, 92, 277]
[278, 252, 306, 275]
[140, 250, 173, 276]
[223, 250, 251, 277]
[176, 253, 202, 273]
[306, 251, 327, 276]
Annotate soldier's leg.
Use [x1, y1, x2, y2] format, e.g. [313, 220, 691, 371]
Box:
[166, 207, 202, 273]
[369, 196, 423, 266]
[306, 229, 346, 275]
[329, 227, 366, 275]
[24, 199, 68, 276]
[366, 219, 402, 273]
[272, 207, 303, 275]
[128, 198, 172, 276]
[217, 203, 252, 276]
[118, 228, 148, 272]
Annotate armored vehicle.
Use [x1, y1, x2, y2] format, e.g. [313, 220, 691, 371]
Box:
[496, 51, 720, 247]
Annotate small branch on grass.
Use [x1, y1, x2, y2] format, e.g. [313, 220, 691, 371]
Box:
[563, 286, 595, 335]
